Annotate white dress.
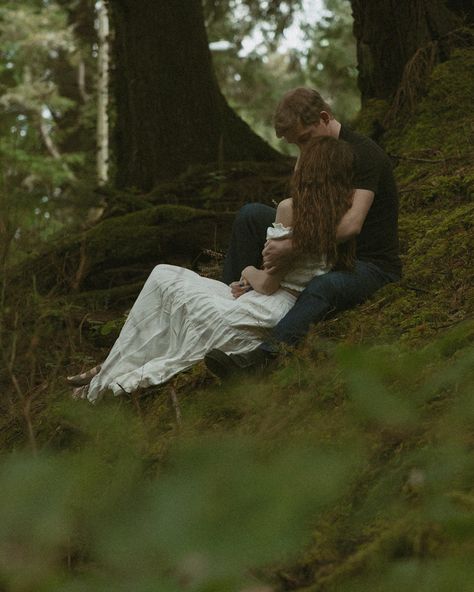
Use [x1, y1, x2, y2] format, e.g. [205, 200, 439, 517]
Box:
[86, 224, 328, 402]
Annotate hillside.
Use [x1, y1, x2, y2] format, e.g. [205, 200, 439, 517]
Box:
[0, 49, 473, 591]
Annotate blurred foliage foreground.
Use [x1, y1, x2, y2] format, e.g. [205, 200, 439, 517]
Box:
[0, 50, 473, 592]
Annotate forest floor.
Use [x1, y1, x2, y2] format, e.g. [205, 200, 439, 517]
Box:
[0, 49, 473, 592]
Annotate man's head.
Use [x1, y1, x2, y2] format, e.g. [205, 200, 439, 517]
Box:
[274, 88, 336, 148]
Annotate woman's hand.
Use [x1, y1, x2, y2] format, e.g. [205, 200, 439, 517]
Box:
[230, 275, 252, 299]
[262, 238, 294, 274]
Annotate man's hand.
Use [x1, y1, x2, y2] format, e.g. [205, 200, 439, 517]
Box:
[262, 238, 294, 274]
[230, 277, 252, 299]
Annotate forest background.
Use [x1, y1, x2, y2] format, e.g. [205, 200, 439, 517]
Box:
[0, 1, 473, 591]
[0, 0, 357, 262]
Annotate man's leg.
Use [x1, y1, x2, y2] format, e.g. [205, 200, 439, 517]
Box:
[222, 203, 276, 284]
[263, 260, 398, 350]
[205, 261, 398, 378]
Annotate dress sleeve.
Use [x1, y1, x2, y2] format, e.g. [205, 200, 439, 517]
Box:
[266, 222, 293, 240]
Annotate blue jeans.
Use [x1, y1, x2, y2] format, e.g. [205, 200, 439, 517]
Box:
[223, 203, 399, 349]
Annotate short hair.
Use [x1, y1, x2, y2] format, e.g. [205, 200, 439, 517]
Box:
[274, 88, 333, 138]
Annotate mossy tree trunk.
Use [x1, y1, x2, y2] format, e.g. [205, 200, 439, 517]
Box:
[350, 0, 471, 102]
[109, 0, 280, 192]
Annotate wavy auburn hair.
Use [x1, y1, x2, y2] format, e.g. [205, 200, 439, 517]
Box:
[292, 136, 356, 270]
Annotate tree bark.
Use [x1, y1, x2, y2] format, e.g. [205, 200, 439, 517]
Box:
[109, 0, 280, 191]
[350, 0, 471, 102]
[54, 0, 97, 158]
[97, 1, 110, 186]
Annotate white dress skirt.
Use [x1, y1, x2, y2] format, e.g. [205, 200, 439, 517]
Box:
[86, 264, 297, 402]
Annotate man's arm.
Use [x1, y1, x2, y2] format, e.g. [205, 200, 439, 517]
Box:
[263, 188, 375, 273]
[336, 189, 374, 242]
[262, 235, 294, 274]
[240, 199, 293, 295]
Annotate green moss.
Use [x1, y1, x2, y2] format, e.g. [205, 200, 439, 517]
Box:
[10, 205, 234, 294]
[384, 47, 474, 212]
[387, 49, 474, 160]
[148, 159, 294, 212]
[314, 48, 474, 352]
[66, 282, 144, 309]
[85, 204, 208, 263]
[353, 99, 390, 138]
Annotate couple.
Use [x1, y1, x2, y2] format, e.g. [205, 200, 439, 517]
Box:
[68, 88, 401, 402]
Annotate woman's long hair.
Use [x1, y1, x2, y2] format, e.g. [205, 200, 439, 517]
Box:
[292, 136, 356, 270]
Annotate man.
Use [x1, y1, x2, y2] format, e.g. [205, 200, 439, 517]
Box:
[204, 87, 401, 378]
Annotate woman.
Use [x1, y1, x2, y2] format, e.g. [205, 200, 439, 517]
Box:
[68, 136, 355, 402]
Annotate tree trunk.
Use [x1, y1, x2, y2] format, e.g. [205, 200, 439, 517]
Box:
[97, 1, 110, 186]
[109, 0, 280, 191]
[350, 0, 471, 102]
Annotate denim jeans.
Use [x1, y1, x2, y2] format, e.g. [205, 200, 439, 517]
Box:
[223, 203, 399, 350]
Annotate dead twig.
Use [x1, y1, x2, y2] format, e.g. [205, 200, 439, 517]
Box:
[131, 389, 144, 421]
[389, 154, 456, 164]
[71, 239, 88, 292]
[402, 283, 431, 294]
[359, 296, 388, 312]
[5, 366, 38, 455]
[202, 248, 225, 260]
[169, 385, 182, 427]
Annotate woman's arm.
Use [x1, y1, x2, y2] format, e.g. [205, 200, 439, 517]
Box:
[240, 199, 293, 296]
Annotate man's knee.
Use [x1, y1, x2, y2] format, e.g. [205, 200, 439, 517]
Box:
[304, 272, 345, 305]
[272, 265, 391, 348]
[271, 289, 334, 346]
[234, 202, 275, 229]
[305, 266, 385, 310]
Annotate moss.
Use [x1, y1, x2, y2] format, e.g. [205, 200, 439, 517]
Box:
[353, 99, 390, 139]
[387, 49, 474, 160]
[10, 205, 234, 294]
[148, 159, 294, 213]
[384, 47, 474, 214]
[97, 190, 155, 219]
[309, 49, 474, 352]
[350, 48, 474, 222]
[294, 519, 443, 592]
[65, 282, 145, 309]
[1, 303, 473, 587]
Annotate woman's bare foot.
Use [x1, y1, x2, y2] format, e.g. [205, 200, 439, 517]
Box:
[66, 365, 101, 387]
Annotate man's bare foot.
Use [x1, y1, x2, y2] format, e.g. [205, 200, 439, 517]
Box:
[66, 365, 101, 387]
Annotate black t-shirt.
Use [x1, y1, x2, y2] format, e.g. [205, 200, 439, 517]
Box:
[340, 125, 402, 277]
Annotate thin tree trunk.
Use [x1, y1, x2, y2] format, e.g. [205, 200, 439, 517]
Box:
[96, 0, 109, 186]
[39, 117, 62, 160]
[38, 111, 76, 180]
[77, 58, 90, 103]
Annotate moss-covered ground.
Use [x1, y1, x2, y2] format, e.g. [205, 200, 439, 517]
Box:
[0, 50, 473, 591]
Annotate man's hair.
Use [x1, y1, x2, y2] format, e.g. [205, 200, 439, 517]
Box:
[274, 88, 333, 138]
[291, 136, 355, 271]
